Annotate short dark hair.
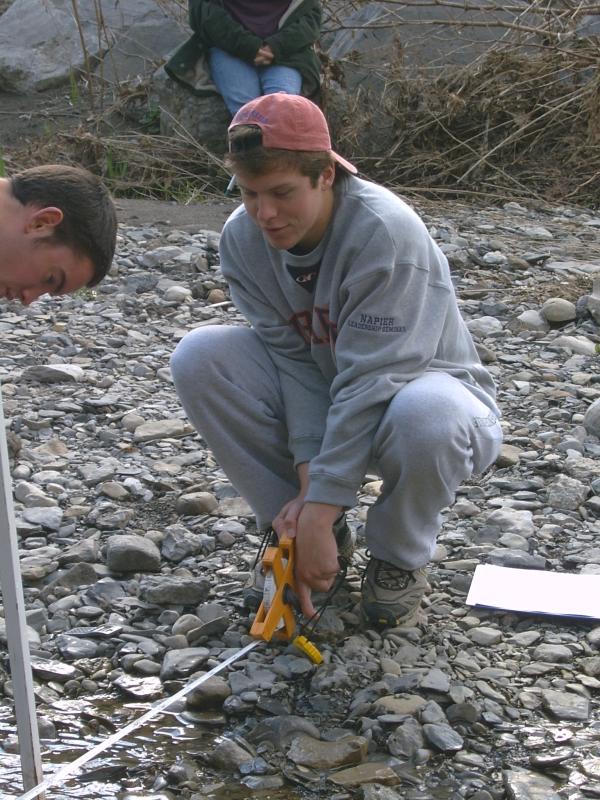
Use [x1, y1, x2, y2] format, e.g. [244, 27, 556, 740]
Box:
[10, 165, 117, 287]
[226, 125, 335, 187]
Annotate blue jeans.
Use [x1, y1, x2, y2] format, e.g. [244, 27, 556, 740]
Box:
[209, 47, 302, 115]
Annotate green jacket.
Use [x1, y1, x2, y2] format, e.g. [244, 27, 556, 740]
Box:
[165, 0, 321, 100]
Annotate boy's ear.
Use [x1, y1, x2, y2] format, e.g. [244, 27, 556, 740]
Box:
[321, 164, 336, 189]
[25, 206, 64, 237]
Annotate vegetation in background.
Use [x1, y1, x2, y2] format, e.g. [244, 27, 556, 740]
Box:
[3, 0, 600, 205]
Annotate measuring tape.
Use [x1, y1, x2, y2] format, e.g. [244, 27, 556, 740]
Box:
[11, 640, 261, 800]
[11, 535, 323, 799]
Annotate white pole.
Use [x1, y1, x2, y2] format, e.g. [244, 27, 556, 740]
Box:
[0, 388, 45, 795]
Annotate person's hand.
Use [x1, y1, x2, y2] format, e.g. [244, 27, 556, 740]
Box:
[294, 502, 342, 618]
[272, 462, 310, 539]
[254, 44, 274, 65]
[272, 494, 305, 539]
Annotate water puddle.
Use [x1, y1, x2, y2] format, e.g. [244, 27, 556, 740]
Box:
[0, 697, 304, 799]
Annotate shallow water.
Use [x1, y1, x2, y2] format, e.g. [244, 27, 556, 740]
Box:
[0, 698, 304, 800]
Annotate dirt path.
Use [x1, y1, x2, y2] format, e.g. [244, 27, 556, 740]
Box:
[115, 196, 239, 232]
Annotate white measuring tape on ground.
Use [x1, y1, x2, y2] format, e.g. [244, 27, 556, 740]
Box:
[11, 639, 261, 800]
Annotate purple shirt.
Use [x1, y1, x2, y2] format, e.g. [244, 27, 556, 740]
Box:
[223, 0, 291, 39]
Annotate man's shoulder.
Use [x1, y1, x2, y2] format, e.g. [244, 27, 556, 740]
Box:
[222, 204, 259, 240]
[339, 176, 427, 238]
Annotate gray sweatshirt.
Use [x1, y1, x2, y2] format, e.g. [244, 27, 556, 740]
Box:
[219, 174, 499, 508]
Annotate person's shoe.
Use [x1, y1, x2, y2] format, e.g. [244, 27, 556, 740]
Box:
[242, 515, 356, 611]
[360, 557, 429, 629]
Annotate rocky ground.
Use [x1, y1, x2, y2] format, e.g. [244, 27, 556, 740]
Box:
[1, 192, 600, 800]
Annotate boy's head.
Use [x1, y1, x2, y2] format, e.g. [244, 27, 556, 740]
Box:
[225, 94, 356, 253]
[9, 165, 117, 288]
[225, 93, 357, 183]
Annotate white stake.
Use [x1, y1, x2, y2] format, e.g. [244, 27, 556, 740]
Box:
[0, 389, 45, 796]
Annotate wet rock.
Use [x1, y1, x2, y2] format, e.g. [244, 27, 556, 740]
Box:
[541, 689, 590, 721]
[186, 675, 231, 709]
[503, 768, 561, 799]
[205, 737, 254, 771]
[422, 723, 464, 752]
[287, 733, 368, 769]
[247, 716, 321, 749]
[160, 648, 210, 680]
[330, 762, 401, 787]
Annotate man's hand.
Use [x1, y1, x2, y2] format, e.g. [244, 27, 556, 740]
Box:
[294, 502, 342, 618]
[272, 462, 310, 539]
[254, 44, 275, 65]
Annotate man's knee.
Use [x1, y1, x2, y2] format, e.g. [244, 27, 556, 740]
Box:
[374, 388, 471, 474]
[170, 326, 229, 389]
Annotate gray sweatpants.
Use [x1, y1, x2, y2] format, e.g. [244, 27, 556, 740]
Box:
[171, 325, 503, 570]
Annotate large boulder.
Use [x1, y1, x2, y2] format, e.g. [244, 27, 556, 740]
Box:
[151, 66, 230, 155]
[0, 0, 185, 92]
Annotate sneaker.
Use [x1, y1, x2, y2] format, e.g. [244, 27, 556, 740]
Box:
[361, 558, 429, 629]
[242, 514, 355, 611]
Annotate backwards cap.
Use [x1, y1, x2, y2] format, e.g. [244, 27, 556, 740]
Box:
[228, 93, 357, 174]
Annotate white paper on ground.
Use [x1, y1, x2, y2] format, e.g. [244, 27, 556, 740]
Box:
[466, 564, 600, 619]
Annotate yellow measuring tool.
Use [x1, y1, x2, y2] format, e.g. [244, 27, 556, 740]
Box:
[250, 535, 323, 664]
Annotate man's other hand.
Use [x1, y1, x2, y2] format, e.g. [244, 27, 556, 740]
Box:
[294, 501, 342, 618]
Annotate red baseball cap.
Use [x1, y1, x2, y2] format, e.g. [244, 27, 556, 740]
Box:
[228, 93, 357, 174]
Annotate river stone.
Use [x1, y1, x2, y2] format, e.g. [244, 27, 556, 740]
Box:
[517, 309, 550, 332]
[423, 723, 464, 752]
[112, 674, 164, 700]
[287, 734, 368, 769]
[79, 459, 119, 486]
[564, 455, 600, 481]
[503, 768, 561, 799]
[106, 534, 161, 572]
[205, 737, 254, 771]
[186, 675, 231, 709]
[532, 643, 573, 663]
[160, 647, 210, 680]
[546, 474, 589, 509]
[484, 507, 535, 536]
[161, 524, 206, 562]
[329, 763, 401, 787]
[541, 297, 577, 322]
[175, 491, 219, 515]
[22, 506, 63, 530]
[57, 536, 100, 565]
[30, 658, 80, 682]
[21, 364, 84, 382]
[141, 576, 211, 605]
[0, 0, 183, 92]
[552, 335, 596, 355]
[374, 695, 427, 715]
[387, 717, 424, 759]
[584, 398, 600, 437]
[247, 716, 321, 749]
[133, 419, 188, 443]
[363, 787, 403, 800]
[541, 688, 590, 720]
[466, 316, 503, 338]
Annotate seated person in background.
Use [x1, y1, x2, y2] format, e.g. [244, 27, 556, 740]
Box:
[165, 0, 321, 115]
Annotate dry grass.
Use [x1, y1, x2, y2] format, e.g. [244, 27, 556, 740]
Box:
[4, 0, 600, 205]
[324, 3, 600, 205]
[7, 126, 230, 201]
